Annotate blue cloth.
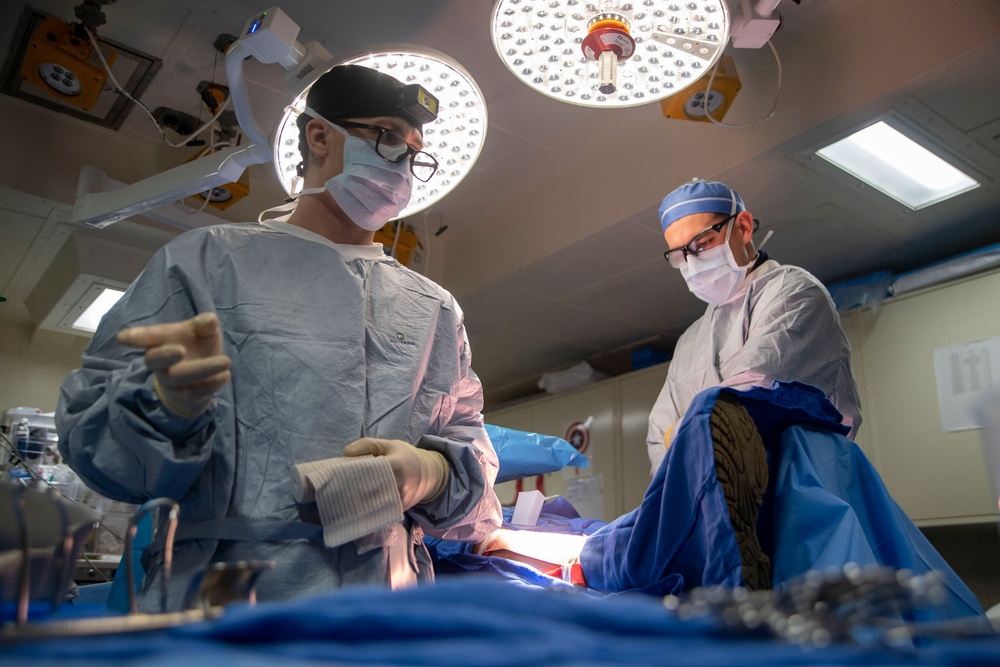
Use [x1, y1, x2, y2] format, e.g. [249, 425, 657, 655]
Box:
[659, 180, 746, 231]
[5, 578, 1000, 667]
[104, 514, 152, 613]
[770, 425, 984, 622]
[486, 424, 588, 484]
[425, 497, 607, 561]
[580, 382, 985, 623]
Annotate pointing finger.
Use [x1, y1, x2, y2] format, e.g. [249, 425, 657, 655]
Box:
[191, 312, 221, 338]
[144, 344, 186, 372]
[158, 355, 232, 387]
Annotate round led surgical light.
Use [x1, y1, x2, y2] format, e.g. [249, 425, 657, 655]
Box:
[273, 49, 488, 220]
[490, 0, 730, 108]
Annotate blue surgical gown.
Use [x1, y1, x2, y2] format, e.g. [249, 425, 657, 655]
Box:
[56, 220, 502, 611]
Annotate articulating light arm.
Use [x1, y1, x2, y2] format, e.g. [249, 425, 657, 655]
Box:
[72, 6, 307, 228]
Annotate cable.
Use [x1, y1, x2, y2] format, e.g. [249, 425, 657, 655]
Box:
[704, 40, 783, 129]
[84, 26, 232, 148]
[421, 213, 432, 276]
[189, 134, 233, 214]
[390, 221, 402, 259]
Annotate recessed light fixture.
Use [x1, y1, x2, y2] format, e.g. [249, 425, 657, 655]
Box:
[72, 287, 125, 333]
[273, 49, 487, 220]
[815, 121, 980, 210]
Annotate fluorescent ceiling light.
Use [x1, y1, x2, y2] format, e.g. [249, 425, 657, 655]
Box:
[274, 49, 487, 220]
[815, 121, 980, 210]
[28, 235, 148, 338]
[72, 287, 125, 332]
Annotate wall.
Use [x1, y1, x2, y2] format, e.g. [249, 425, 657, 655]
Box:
[485, 362, 669, 522]
[840, 267, 1000, 526]
[0, 319, 86, 413]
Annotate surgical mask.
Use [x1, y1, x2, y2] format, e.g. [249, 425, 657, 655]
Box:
[678, 220, 749, 305]
[299, 122, 413, 231]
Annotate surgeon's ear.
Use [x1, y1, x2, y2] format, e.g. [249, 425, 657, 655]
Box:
[735, 211, 755, 244]
[305, 118, 332, 159]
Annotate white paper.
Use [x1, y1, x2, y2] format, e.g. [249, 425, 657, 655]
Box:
[565, 475, 602, 521]
[933, 336, 1000, 432]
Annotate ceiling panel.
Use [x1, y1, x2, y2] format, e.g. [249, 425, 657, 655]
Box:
[463, 282, 654, 351]
[0, 211, 46, 293]
[762, 203, 903, 283]
[504, 210, 663, 299]
[563, 260, 707, 332]
[913, 45, 1000, 134]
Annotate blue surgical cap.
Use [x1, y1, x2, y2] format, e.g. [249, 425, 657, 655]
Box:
[658, 180, 746, 232]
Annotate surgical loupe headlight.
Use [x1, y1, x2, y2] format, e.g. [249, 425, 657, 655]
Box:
[273, 49, 487, 220]
[398, 83, 440, 126]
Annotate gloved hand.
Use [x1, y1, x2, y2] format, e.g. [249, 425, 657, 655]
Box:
[663, 421, 677, 452]
[343, 438, 449, 510]
[117, 312, 232, 419]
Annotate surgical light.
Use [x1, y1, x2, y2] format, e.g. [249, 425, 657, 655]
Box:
[490, 0, 731, 108]
[816, 121, 980, 210]
[273, 50, 488, 219]
[20, 15, 116, 113]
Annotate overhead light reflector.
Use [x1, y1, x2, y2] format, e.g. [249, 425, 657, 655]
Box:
[490, 0, 731, 108]
[274, 49, 487, 220]
[815, 121, 980, 210]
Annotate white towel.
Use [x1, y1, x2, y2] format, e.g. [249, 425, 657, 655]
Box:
[292, 456, 403, 549]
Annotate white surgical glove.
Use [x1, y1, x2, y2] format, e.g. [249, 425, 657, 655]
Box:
[343, 438, 449, 510]
[117, 312, 231, 419]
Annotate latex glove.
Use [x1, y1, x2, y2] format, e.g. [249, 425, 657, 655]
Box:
[117, 312, 232, 419]
[663, 421, 677, 452]
[343, 438, 449, 510]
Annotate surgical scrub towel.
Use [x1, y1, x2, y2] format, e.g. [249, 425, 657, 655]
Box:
[576, 382, 984, 623]
[292, 456, 403, 548]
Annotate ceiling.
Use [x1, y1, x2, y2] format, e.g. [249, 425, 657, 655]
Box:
[0, 0, 998, 411]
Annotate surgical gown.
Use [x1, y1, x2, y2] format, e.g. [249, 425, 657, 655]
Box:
[56, 219, 502, 611]
[648, 258, 861, 473]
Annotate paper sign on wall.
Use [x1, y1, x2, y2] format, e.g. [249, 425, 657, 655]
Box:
[565, 475, 602, 521]
[933, 336, 1000, 432]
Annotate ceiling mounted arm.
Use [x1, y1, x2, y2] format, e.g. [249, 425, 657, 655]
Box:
[72, 6, 311, 228]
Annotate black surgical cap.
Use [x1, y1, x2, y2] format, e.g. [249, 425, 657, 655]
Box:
[302, 64, 430, 129]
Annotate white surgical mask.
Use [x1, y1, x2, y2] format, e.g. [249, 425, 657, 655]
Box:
[299, 120, 413, 231]
[678, 220, 749, 305]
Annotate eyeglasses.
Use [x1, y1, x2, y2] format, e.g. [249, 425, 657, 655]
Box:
[333, 120, 439, 182]
[663, 214, 738, 268]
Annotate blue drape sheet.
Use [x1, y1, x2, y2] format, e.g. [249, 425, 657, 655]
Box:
[576, 382, 985, 623]
[5, 577, 1000, 667]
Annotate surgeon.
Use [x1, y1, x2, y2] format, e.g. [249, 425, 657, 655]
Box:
[645, 180, 863, 586]
[57, 64, 502, 611]
[648, 180, 862, 473]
